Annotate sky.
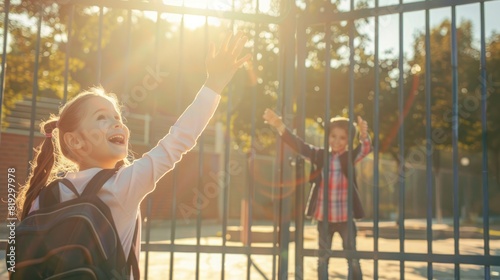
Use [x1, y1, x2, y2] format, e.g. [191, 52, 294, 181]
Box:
[363, 0, 500, 59]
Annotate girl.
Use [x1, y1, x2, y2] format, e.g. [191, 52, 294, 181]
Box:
[16, 32, 251, 279]
[263, 108, 371, 280]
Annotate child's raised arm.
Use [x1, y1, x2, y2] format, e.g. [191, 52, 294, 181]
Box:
[263, 108, 322, 163]
[204, 32, 251, 94]
[111, 32, 251, 213]
[263, 108, 286, 135]
[357, 116, 368, 140]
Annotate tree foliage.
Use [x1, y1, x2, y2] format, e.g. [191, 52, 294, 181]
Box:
[1, 2, 85, 128]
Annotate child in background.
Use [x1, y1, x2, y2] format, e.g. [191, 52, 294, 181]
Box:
[16, 32, 251, 279]
[263, 108, 372, 280]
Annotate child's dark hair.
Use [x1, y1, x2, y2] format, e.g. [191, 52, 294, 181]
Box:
[329, 117, 357, 144]
[17, 87, 129, 220]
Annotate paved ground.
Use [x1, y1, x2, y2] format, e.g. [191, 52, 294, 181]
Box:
[138, 238, 500, 280]
[136, 220, 500, 280]
[2, 219, 500, 279]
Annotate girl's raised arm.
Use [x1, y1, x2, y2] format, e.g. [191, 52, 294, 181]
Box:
[112, 32, 251, 212]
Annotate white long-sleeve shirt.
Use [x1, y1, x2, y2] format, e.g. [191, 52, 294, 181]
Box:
[30, 86, 220, 278]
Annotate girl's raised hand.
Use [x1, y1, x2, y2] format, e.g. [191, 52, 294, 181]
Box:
[205, 32, 252, 94]
[357, 116, 368, 140]
[263, 108, 284, 129]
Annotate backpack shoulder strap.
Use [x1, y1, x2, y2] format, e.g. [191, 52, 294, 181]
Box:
[81, 168, 118, 197]
[128, 218, 140, 279]
[60, 178, 80, 197]
[39, 180, 62, 209]
[39, 178, 85, 208]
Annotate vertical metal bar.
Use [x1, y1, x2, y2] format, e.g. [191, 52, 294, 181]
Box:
[0, 0, 10, 141]
[450, 5, 460, 279]
[479, 2, 491, 279]
[245, 22, 259, 280]
[142, 32, 152, 280]
[278, 5, 295, 278]
[320, 23, 331, 280]
[96, 6, 104, 84]
[144, 172, 153, 280]
[273, 19, 284, 280]
[221, 79, 231, 280]
[143, 10, 162, 280]
[272, 183, 278, 280]
[373, 0, 380, 278]
[273, 13, 286, 280]
[27, 4, 43, 167]
[169, 13, 185, 280]
[424, 2, 434, 279]
[63, 5, 74, 103]
[195, 112, 205, 280]
[244, 15, 261, 280]
[221, 12, 237, 280]
[397, 2, 406, 278]
[221, 27, 238, 280]
[275, 70, 283, 280]
[294, 18, 307, 280]
[275, 5, 299, 278]
[245, 62, 254, 280]
[123, 9, 132, 106]
[195, 15, 209, 280]
[347, 2, 356, 277]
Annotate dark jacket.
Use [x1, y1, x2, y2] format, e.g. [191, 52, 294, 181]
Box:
[281, 128, 366, 220]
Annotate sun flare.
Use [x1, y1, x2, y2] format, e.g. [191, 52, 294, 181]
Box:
[140, 0, 234, 30]
[143, 0, 272, 30]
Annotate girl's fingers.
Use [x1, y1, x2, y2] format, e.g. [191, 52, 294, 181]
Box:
[221, 32, 232, 52]
[214, 32, 249, 68]
[263, 108, 278, 123]
[357, 116, 367, 127]
[228, 32, 244, 53]
[231, 35, 250, 67]
[356, 116, 368, 136]
[235, 53, 252, 68]
[232, 35, 247, 56]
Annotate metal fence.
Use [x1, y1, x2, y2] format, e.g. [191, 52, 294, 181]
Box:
[291, 1, 500, 279]
[1, 0, 500, 279]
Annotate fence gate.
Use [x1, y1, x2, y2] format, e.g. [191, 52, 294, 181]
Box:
[290, 0, 500, 279]
[1, 0, 500, 279]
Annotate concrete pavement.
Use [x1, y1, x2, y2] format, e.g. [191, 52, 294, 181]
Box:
[136, 219, 500, 279]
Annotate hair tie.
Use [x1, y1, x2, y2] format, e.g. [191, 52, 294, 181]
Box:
[45, 133, 52, 138]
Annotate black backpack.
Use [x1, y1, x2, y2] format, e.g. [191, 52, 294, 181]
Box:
[8, 169, 139, 280]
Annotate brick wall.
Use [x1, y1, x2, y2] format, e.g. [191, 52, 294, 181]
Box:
[0, 133, 44, 219]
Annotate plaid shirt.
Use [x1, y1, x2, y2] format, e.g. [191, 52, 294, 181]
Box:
[314, 137, 372, 222]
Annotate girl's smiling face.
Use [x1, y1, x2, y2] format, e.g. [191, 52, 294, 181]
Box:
[66, 96, 130, 170]
[329, 127, 348, 153]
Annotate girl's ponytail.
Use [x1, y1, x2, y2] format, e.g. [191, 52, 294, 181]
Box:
[17, 119, 58, 220]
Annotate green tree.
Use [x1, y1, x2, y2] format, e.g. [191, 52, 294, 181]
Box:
[382, 19, 500, 219]
[230, 0, 375, 153]
[1, 2, 86, 128]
